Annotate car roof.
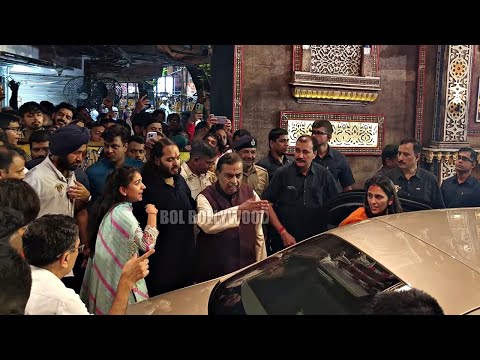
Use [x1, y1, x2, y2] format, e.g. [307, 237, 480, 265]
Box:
[327, 208, 480, 315]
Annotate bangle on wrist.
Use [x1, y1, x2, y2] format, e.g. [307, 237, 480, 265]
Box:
[278, 227, 286, 236]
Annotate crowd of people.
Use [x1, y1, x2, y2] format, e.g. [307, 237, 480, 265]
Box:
[0, 86, 469, 315]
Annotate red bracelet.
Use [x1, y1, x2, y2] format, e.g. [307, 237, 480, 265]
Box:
[278, 227, 286, 235]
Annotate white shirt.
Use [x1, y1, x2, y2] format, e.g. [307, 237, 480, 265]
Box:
[196, 191, 267, 261]
[25, 156, 76, 277]
[25, 266, 90, 315]
[25, 156, 76, 218]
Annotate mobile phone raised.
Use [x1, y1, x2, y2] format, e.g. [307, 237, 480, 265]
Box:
[146, 131, 157, 141]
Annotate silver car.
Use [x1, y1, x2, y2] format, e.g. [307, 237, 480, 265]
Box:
[127, 208, 480, 315]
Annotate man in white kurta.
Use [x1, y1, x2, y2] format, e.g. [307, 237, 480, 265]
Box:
[195, 153, 268, 282]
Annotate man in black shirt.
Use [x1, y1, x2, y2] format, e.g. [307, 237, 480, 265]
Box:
[385, 138, 444, 209]
[263, 135, 340, 253]
[441, 147, 480, 208]
[256, 128, 292, 180]
[133, 138, 196, 296]
[311, 120, 355, 191]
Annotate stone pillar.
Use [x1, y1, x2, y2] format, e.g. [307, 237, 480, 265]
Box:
[422, 45, 474, 184]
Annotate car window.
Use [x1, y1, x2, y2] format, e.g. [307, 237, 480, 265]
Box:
[209, 233, 402, 315]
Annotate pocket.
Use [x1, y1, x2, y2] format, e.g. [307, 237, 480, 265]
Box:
[284, 185, 298, 203]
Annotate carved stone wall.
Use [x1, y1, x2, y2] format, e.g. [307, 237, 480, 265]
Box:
[239, 45, 419, 189]
[431, 45, 473, 147]
[310, 45, 362, 76]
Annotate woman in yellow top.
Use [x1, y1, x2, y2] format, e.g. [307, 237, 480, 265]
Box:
[340, 175, 403, 226]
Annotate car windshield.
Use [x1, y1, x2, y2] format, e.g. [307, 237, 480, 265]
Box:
[209, 233, 402, 315]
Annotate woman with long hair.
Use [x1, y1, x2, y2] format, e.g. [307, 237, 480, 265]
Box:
[80, 166, 158, 315]
[339, 175, 403, 226]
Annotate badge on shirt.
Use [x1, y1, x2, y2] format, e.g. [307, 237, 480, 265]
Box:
[55, 183, 64, 197]
[394, 185, 401, 193]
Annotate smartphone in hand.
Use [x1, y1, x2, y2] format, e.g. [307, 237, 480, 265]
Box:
[146, 131, 157, 142]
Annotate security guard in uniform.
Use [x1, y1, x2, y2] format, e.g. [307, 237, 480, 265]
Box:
[233, 135, 269, 197]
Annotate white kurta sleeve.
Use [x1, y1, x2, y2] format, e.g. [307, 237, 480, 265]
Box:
[196, 194, 240, 234]
[253, 192, 267, 261]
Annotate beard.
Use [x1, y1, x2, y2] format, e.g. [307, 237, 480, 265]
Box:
[157, 162, 178, 178]
[57, 155, 79, 172]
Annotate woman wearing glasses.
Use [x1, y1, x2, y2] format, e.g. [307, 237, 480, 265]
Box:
[339, 175, 403, 226]
[81, 166, 159, 315]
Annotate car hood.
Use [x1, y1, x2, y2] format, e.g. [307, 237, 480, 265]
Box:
[127, 278, 220, 315]
[374, 208, 480, 274]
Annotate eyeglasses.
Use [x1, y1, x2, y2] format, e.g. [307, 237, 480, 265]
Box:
[458, 155, 474, 162]
[312, 130, 330, 136]
[2, 127, 22, 132]
[56, 244, 85, 258]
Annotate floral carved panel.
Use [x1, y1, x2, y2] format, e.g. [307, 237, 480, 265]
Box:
[280, 111, 384, 155]
[310, 45, 362, 76]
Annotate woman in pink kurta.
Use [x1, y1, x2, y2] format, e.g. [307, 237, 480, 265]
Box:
[80, 166, 158, 315]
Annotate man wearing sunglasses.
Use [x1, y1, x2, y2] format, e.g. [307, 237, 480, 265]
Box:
[441, 147, 480, 208]
[311, 120, 355, 191]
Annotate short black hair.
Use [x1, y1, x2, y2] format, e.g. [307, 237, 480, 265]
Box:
[381, 144, 398, 165]
[54, 102, 75, 115]
[268, 128, 288, 148]
[0, 179, 40, 226]
[0, 207, 24, 240]
[128, 135, 145, 145]
[0, 243, 31, 315]
[366, 288, 444, 315]
[312, 120, 333, 135]
[102, 124, 130, 144]
[18, 101, 43, 117]
[232, 129, 251, 141]
[28, 129, 51, 147]
[190, 141, 216, 160]
[23, 214, 79, 268]
[0, 113, 19, 129]
[0, 151, 15, 172]
[399, 137, 422, 155]
[458, 147, 477, 162]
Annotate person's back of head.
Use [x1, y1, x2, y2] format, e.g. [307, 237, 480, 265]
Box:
[0, 242, 31, 315]
[381, 144, 398, 166]
[22, 214, 78, 269]
[0, 178, 40, 225]
[366, 288, 444, 315]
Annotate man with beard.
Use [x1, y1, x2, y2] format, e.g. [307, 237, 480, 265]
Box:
[25, 125, 91, 290]
[25, 125, 90, 217]
[52, 102, 75, 129]
[233, 135, 269, 197]
[133, 138, 196, 296]
[195, 153, 269, 282]
[385, 138, 444, 209]
[263, 136, 340, 252]
[86, 125, 144, 202]
[18, 102, 44, 144]
[441, 147, 480, 208]
[256, 128, 292, 180]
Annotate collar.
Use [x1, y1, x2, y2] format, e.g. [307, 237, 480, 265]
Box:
[243, 165, 258, 176]
[268, 151, 289, 165]
[45, 156, 71, 182]
[182, 161, 205, 180]
[454, 174, 474, 185]
[214, 181, 234, 201]
[393, 166, 422, 180]
[318, 144, 334, 160]
[293, 161, 315, 175]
